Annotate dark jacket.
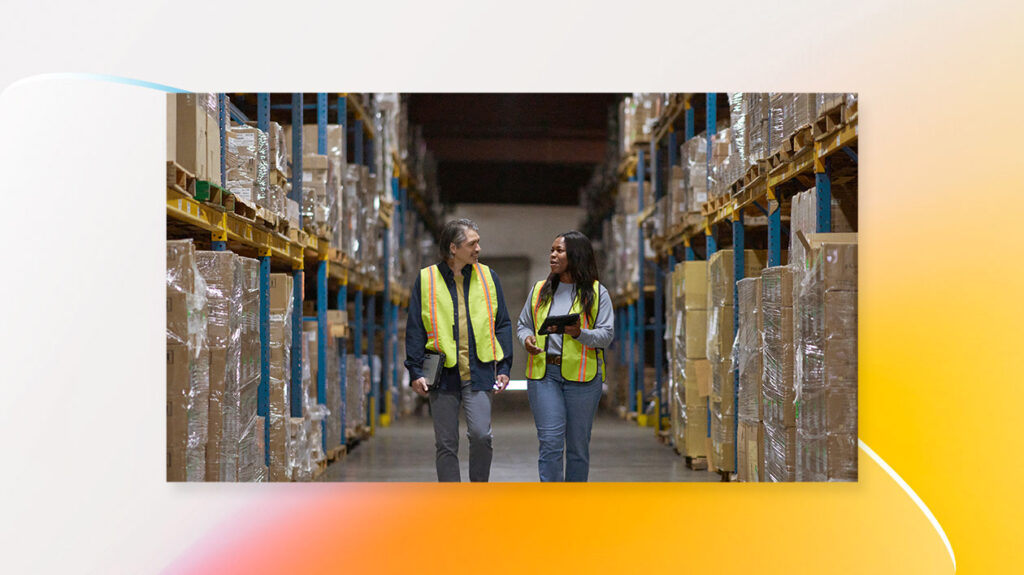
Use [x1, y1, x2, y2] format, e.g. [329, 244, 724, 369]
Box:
[405, 261, 513, 393]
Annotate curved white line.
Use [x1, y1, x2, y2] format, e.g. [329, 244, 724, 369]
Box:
[859, 439, 956, 572]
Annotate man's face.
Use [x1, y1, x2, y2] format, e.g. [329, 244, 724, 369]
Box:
[450, 228, 481, 267]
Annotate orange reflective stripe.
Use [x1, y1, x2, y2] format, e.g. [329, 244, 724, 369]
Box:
[578, 306, 588, 381]
[475, 263, 498, 361]
[428, 266, 440, 353]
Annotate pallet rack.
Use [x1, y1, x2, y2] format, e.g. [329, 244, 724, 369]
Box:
[615, 93, 858, 477]
[168, 92, 435, 475]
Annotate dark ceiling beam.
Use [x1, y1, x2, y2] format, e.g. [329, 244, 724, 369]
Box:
[428, 137, 606, 164]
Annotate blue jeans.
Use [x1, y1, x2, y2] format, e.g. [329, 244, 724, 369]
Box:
[527, 364, 603, 482]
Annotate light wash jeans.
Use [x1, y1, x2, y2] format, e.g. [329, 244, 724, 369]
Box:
[527, 364, 603, 482]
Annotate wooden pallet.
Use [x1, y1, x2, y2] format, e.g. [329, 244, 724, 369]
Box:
[269, 168, 289, 189]
[843, 98, 858, 124]
[326, 444, 347, 462]
[255, 206, 278, 230]
[166, 161, 196, 196]
[701, 194, 730, 217]
[288, 227, 309, 245]
[685, 456, 708, 471]
[224, 194, 257, 221]
[813, 103, 844, 140]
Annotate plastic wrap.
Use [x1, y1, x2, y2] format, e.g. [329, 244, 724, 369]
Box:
[195, 250, 244, 482]
[225, 126, 269, 207]
[346, 357, 369, 435]
[815, 93, 844, 114]
[681, 135, 707, 213]
[268, 274, 292, 482]
[301, 154, 329, 236]
[708, 127, 734, 200]
[236, 257, 261, 481]
[769, 93, 786, 154]
[341, 164, 362, 261]
[744, 93, 770, 164]
[736, 277, 762, 422]
[268, 121, 289, 176]
[795, 243, 858, 481]
[324, 331, 342, 451]
[761, 266, 797, 433]
[764, 421, 796, 482]
[166, 239, 209, 482]
[728, 93, 748, 172]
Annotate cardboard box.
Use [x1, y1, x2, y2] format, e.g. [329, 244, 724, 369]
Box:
[813, 243, 858, 293]
[738, 419, 764, 482]
[269, 274, 293, 312]
[171, 94, 210, 180]
[683, 358, 710, 405]
[705, 305, 734, 361]
[682, 261, 708, 311]
[763, 342, 796, 427]
[761, 266, 795, 307]
[707, 250, 770, 308]
[710, 357, 734, 410]
[683, 404, 708, 457]
[738, 350, 763, 420]
[763, 305, 794, 346]
[167, 344, 190, 482]
[684, 310, 708, 358]
[764, 422, 797, 482]
[166, 292, 190, 344]
[824, 290, 858, 340]
[207, 111, 222, 185]
[206, 347, 227, 481]
[710, 413, 735, 472]
[796, 430, 858, 482]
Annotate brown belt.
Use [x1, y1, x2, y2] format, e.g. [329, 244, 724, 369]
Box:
[545, 355, 562, 366]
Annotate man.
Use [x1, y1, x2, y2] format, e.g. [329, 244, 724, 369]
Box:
[405, 218, 513, 482]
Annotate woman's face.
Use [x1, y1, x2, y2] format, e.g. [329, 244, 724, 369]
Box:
[550, 237, 569, 277]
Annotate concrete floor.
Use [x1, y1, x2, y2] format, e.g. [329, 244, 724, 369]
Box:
[318, 391, 718, 482]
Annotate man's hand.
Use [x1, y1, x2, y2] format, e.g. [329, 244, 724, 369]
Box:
[494, 374, 510, 393]
[524, 335, 543, 356]
[411, 377, 430, 397]
[564, 318, 582, 338]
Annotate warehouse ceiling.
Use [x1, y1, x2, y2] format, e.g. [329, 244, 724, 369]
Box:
[407, 94, 620, 206]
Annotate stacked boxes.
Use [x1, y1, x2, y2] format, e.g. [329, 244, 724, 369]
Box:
[744, 93, 770, 165]
[195, 251, 244, 482]
[224, 126, 269, 208]
[680, 134, 707, 213]
[267, 121, 290, 217]
[706, 249, 769, 472]
[736, 277, 764, 481]
[796, 241, 858, 481]
[167, 93, 221, 184]
[769, 93, 819, 154]
[762, 265, 798, 481]
[346, 357, 369, 437]
[166, 239, 209, 482]
[236, 257, 264, 482]
[268, 273, 293, 482]
[680, 261, 710, 458]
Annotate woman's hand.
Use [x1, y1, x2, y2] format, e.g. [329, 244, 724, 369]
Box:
[564, 319, 582, 338]
[524, 335, 543, 356]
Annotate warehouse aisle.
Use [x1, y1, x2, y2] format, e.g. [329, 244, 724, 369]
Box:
[320, 391, 717, 482]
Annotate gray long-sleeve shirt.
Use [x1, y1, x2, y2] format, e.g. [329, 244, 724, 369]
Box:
[517, 281, 615, 373]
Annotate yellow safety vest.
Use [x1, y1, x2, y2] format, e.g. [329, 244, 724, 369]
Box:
[420, 263, 504, 368]
[526, 280, 605, 382]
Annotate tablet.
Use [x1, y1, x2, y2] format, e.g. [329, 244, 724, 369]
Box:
[539, 313, 580, 335]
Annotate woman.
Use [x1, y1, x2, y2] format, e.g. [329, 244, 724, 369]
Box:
[517, 231, 614, 482]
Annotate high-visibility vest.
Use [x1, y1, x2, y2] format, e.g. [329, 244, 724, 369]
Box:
[526, 280, 605, 382]
[420, 263, 504, 368]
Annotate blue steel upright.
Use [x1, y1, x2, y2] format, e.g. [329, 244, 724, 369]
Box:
[257, 93, 270, 133]
[258, 253, 271, 466]
[218, 93, 227, 189]
[353, 120, 364, 166]
[816, 157, 832, 233]
[705, 93, 718, 443]
[290, 93, 304, 418]
[627, 302, 636, 413]
[636, 149, 646, 418]
[685, 100, 695, 141]
[315, 94, 329, 451]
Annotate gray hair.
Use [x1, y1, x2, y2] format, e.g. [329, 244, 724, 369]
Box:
[438, 218, 479, 261]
